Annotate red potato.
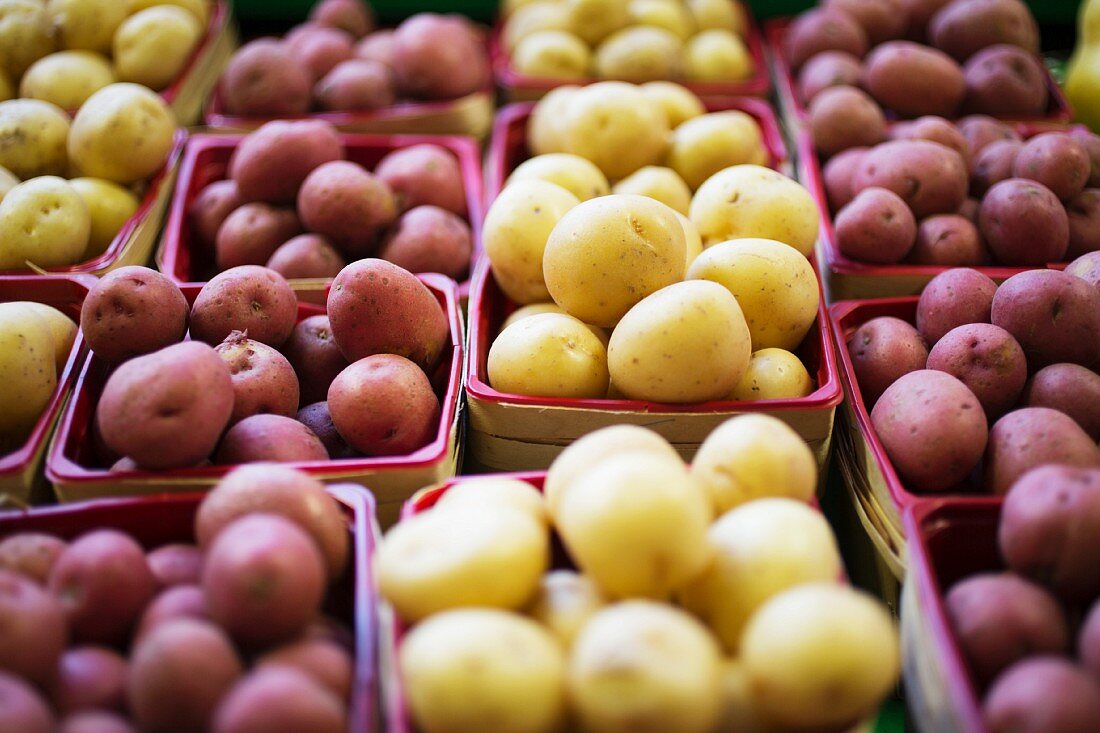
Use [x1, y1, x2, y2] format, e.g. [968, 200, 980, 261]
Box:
[297, 161, 397, 257]
[0, 672, 53, 733]
[902, 0, 953, 40]
[983, 657, 1100, 733]
[203, 514, 327, 648]
[929, 0, 1039, 61]
[848, 316, 930, 406]
[809, 86, 887, 157]
[80, 266, 190, 364]
[1013, 133, 1091, 202]
[48, 530, 156, 645]
[908, 214, 987, 265]
[1069, 128, 1100, 187]
[963, 44, 1049, 117]
[281, 315, 349, 406]
[287, 25, 355, 81]
[852, 140, 968, 218]
[1066, 189, 1100, 259]
[196, 463, 348, 579]
[310, 0, 374, 38]
[891, 116, 969, 162]
[958, 115, 1021, 157]
[211, 666, 345, 733]
[1024, 363, 1100, 440]
[1079, 600, 1100, 677]
[134, 585, 209, 641]
[979, 179, 1069, 265]
[796, 50, 861, 103]
[327, 258, 449, 370]
[834, 187, 916, 263]
[328, 354, 441, 456]
[860, 41, 966, 119]
[375, 144, 467, 216]
[216, 331, 300, 425]
[297, 402, 354, 459]
[54, 647, 127, 714]
[991, 269, 1100, 369]
[189, 266, 299, 348]
[390, 13, 489, 100]
[146, 544, 203, 588]
[215, 203, 301, 271]
[984, 408, 1100, 495]
[927, 323, 1028, 419]
[0, 569, 66, 687]
[128, 619, 244, 733]
[59, 711, 135, 733]
[257, 638, 353, 700]
[266, 234, 346, 280]
[215, 414, 330, 465]
[304, 615, 355, 651]
[356, 30, 395, 67]
[96, 341, 235, 469]
[314, 59, 395, 111]
[376, 205, 473, 280]
[823, 0, 905, 44]
[957, 197, 981, 224]
[822, 146, 869, 211]
[783, 7, 869, 69]
[970, 139, 1023, 197]
[219, 40, 312, 117]
[228, 120, 344, 206]
[1067, 251, 1100, 290]
[190, 180, 242, 248]
[0, 533, 65, 584]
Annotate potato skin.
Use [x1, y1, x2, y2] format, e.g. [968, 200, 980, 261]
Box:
[134, 585, 208, 641]
[847, 316, 929, 405]
[54, 646, 128, 714]
[265, 234, 345, 280]
[219, 40, 312, 117]
[81, 267, 189, 364]
[0, 672, 53, 733]
[287, 25, 355, 82]
[983, 408, 1100, 495]
[297, 160, 396, 257]
[797, 50, 862, 103]
[1023, 363, 1100, 440]
[0, 533, 65, 584]
[296, 402, 352, 459]
[963, 44, 1049, 117]
[229, 120, 344, 205]
[146, 544, 202, 588]
[211, 666, 346, 733]
[959, 115, 1021, 157]
[1079, 600, 1100, 677]
[214, 414, 330, 465]
[1013, 133, 1091, 202]
[377, 205, 472, 281]
[981, 179, 1071, 265]
[311, 0, 374, 38]
[783, 7, 868, 69]
[991, 269, 1100, 369]
[809, 86, 886, 157]
[1065, 189, 1100, 260]
[189, 266, 298, 348]
[390, 13, 489, 99]
[929, 0, 1039, 61]
[909, 214, 986, 265]
[970, 139, 1022, 197]
[215, 331, 300, 424]
[374, 144, 467, 216]
[214, 203, 301, 271]
[824, 0, 906, 44]
[926, 323, 1027, 420]
[0, 175, 89, 269]
[983, 657, 1100, 733]
[835, 187, 917, 263]
[861, 41, 965, 118]
[822, 146, 868, 211]
[112, 6, 201, 91]
[916, 267, 997, 345]
[314, 58, 395, 111]
[281, 315, 348, 406]
[67, 83, 175, 185]
[852, 140, 968, 218]
[0, 98, 70, 179]
[190, 180, 241, 247]
[0, 569, 67, 688]
[1067, 251, 1100, 290]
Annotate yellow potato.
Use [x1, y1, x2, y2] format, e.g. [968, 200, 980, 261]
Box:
[731, 348, 813, 401]
[687, 238, 819, 350]
[527, 84, 579, 156]
[434, 476, 547, 524]
[401, 608, 566, 733]
[113, 6, 202, 91]
[611, 165, 691, 214]
[678, 498, 841, 652]
[607, 280, 751, 403]
[569, 601, 723, 733]
[565, 0, 629, 45]
[0, 302, 57, 448]
[628, 0, 695, 39]
[488, 313, 609, 398]
[0, 176, 90, 269]
[690, 413, 817, 513]
[544, 424, 680, 515]
[684, 29, 753, 81]
[504, 0, 547, 14]
[20, 51, 116, 111]
[0, 0, 56, 81]
[9, 301, 76, 373]
[484, 179, 580, 304]
[594, 26, 684, 83]
[128, 0, 209, 25]
[556, 453, 711, 599]
[526, 570, 606, 646]
[676, 210, 703, 267]
[509, 153, 610, 201]
[514, 30, 591, 78]
[0, 99, 70, 179]
[504, 1, 572, 53]
[559, 81, 670, 180]
[741, 584, 900, 729]
[639, 80, 704, 127]
[47, 0, 128, 53]
[0, 69, 12, 102]
[502, 302, 609, 345]
[689, 0, 748, 35]
[543, 194, 685, 327]
[0, 164, 17, 203]
[377, 504, 549, 622]
[689, 164, 820, 254]
[69, 176, 140, 259]
[68, 83, 177, 184]
[717, 659, 771, 733]
[668, 110, 767, 190]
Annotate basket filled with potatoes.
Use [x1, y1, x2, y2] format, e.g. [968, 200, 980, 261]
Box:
[0, 468, 379, 733]
[802, 119, 1100, 299]
[45, 262, 464, 524]
[376, 421, 902, 733]
[158, 120, 483, 300]
[205, 0, 494, 137]
[493, 0, 769, 102]
[0, 276, 88, 505]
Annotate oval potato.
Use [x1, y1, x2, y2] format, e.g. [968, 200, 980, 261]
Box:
[488, 313, 610, 399]
[69, 177, 139, 259]
[0, 302, 56, 446]
[0, 176, 90, 269]
[68, 83, 177, 184]
[19, 51, 115, 110]
[508, 153, 610, 202]
[0, 99, 70, 179]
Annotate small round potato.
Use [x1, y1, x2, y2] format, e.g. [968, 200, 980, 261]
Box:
[0, 98, 70, 179]
[927, 323, 1028, 420]
[909, 213, 986, 266]
[677, 210, 703, 267]
[526, 84, 578, 156]
[639, 81, 705, 127]
[809, 86, 887, 157]
[594, 26, 684, 83]
[797, 50, 862, 103]
[668, 111, 768, 190]
[963, 44, 1049, 118]
[929, 0, 1039, 61]
[612, 166, 692, 214]
[983, 408, 1100, 495]
[0, 176, 90, 269]
[822, 146, 869, 211]
[861, 41, 965, 118]
[852, 139, 968, 218]
[784, 7, 868, 69]
[684, 29, 753, 81]
[19, 51, 115, 110]
[69, 177, 138, 259]
[849, 316, 930, 404]
[730, 348, 813, 401]
[503, 2, 572, 53]
[13, 302, 75, 374]
[435, 476, 547, 524]
[514, 30, 591, 78]
[0, 0, 56, 81]
[218, 39, 312, 117]
[565, 0, 629, 45]
[129, 0, 209, 25]
[488, 312, 609, 399]
[983, 657, 1100, 733]
[113, 6, 202, 91]
[835, 187, 917, 264]
[825, 0, 907, 44]
[508, 153, 610, 202]
[560, 81, 670, 181]
[526, 570, 605, 647]
[80, 266, 188, 363]
[47, 0, 127, 53]
[629, 0, 695, 39]
[0, 303, 57, 446]
[916, 267, 998, 345]
[68, 83, 176, 185]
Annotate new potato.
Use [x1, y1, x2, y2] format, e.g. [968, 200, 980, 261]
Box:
[68, 84, 176, 185]
[0, 0, 56, 81]
[612, 166, 691, 215]
[0, 176, 90, 269]
[19, 51, 115, 110]
[560, 82, 670, 181]
[113, 6, 202, 91]
[566, 0, 629, 46]
[0, 302, 57, 446]
[684, 29, 753, 81]
[0, 99, 70, 179]
[594, 26, 684, 83]
[689, 0, 746, 33]
[527, 570, 605, 647]
[668, 111, 768, 190]
[508, 154, 610, 202]
[435, 477, 547, 524]
[731, 348, 814, 400]
[13, 301, 75, 373]
[47, 0, 128, 53]
[514, 30, 591, 78]
[526, 85, 578, 155]
[639, 81, 705, 127]
[69, 177, 139, 258]
[488, 313, 610, 399]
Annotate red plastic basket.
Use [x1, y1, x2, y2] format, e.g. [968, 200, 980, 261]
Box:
[0, 483, 380, 733]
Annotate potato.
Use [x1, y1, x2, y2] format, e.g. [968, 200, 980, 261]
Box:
[129, 0, 210, 25]
[0, 0, 55, 80]
[871, 369, 988, 491]
[0, 569, 66, 687]
[11, 302, 73, 375]
[862, 41, 965, 118]
[59, 711, 134, 733]
[848, 316, 930, 406]
[797, 50, 861, 103]
[68, 83, 176, 185]
[134, 585, 208, 640]
[189, 180, 240, 249]
[559, 81, 670, 181]
[688, 0, 746, 34]
[0, 176, 90, 269]
[146, 544, 202, 588]
[810, 86, 887, 157]
[228, 119, 344, 206]
[257, 638, 352, 700]
[835, 187, 917, 263]
[314, 58, 394, 111]
[1070, 127, 1100, 187]
[684, 29, 752, 81]
[668, 111, 767, 190]
[639, 81, 704, 127]
[80, 266, 189, 364]
[984, 408, 1100, 495]
[286, 25, 355, 82]
[628, 0, 693, 39]
[20, 51, 114, 110]
[909, 213, 986, 265]
[0, 533, 65, 584]
[47, 0, 127, 52]
[1023, 363, 1100, 440]
[0, 672, 53, 733]
[612, 166, 691, 214]
[1065, 189, 1100, 260]
[556, 453, 710, 598]
[377, 204, 471, 279]
[715, 659, 772, 733]
[113, 5, 201, 90]
[327, 258, 449, 369]
[569, 601, 722, 733]
[916, 267, 997, 345]
[0, 304, 57, 446]
[1067, 250, 1100, 290]
[851, 140, 968, 218]
[676, 211, 703, 267]
[730, 348, 813, 401]
[400, 608, 565, 733]
[526, 84, 578, 156]
[488, 313, 610, 398]
[929, 0, 1039, 61]
[49, 530, 156, 644]
[741, 584, 899, 729]
[0, 163, 16, 201]
[991, 269, 1100, 368]
[128, 619, 243, 733]
[509, 154, 609, 203]
[527, 570, 605, 647]
[55, 646, 127, 713]
[215, 203, 301, 270]
[218, 39, 312, 117]
[822, 146, 868, 211]
[216, 331, 300, 424]
[375, 144, 466, 217]
[0, 99, 70, 180]
[824, 0, 906, 44]
[504, 1, 572, 53]
[958, 196, 981, 223]
[391, 13, 489, 99]
[927, 323, 1027, 419]
[213, 667, 345, 733]
[891, 115, 970, 161]
[513, 30, 590, 78]
[190, 265, 298, 348]
[690, 165, 819, 254]
[310, 0, 372, 37]
[69, 177, 138, 259]
[281, 315, 348, 407]
[1080, 600, 1100, 677]
[608, 280, 750, 402]
[959, 114, 1020, 156]
[946, 573, 1068, 685]
[266, 234, 345, 280]
[783, 7, 868, 69]
[1014, 133, 1090, 202]
[983, 657, 1100, 733]
[564, 0, 628, 45]
[298, 161, 395, 257]
[963, 44, 1049, 117]
[378, 503, 548, 621]
[680, 499, 840, 652]
[435, 476, 546, 524]
[970, 139, 1022, 197]
[215, 414, 329, 465]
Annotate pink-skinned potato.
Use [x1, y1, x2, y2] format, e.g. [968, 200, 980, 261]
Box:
[202, 514, 327, 648]
[963, 44, 1049, 117]
[871, 369, 988, 492]
[314, 59, 395, 111]
[958, 196, 982, 223]
[834, 187, 916, 263]
[296, 402, 353, 459]
[375, 144, 467, 216]
[822, 146, 868, 211]
[1023, 363, 1100, 440]
[49, 530, 156, 645]
[327, 258, 449, 370]
[908, 214, 987, 265]
[1067, 251, 1100, 290]
[328, 354, 440, 456]
[1079, 600, 1100, 678]
[796, 50, 861, 103]
[809, 86, 886, 157]
[219, 40, 312, 117]
[134, 585, 209, 641]
[852, 140, 968, 217]
[216, 330, 300, 424]
[95, 341, 234, 469]
[0, 533, 65, 585]
[891, 116, 969, 162]
[286, 25, 355, 81]
[970, 139, 1022, 197]
[356, 30, 395, 67]
[984, 408, 1100, 495]
[229, 120, 344, 205]
[1066, 189, 1100, 259]
[80, 266, 189, 364]
[901, 0, 953, 40]
[214, 414, 330, 465]
[783, 7, 869, 69]
[215, 203, 301, 271]
[54, 646, 127, 714]
[266, 234, 346, 280]
[310, 0, 374, 38]
[146, 544, 203, 588]
[929, 0, 1039, 61]
[390, 13, 489, 100]
[1013, 133, 1091, 202]
[927, 323, 1027, 419]
[281, 315, 349, 406]
[59, 711, 135, 733]
[860, 41, 965, 118]
[189, 266, 299, 348]
[257, 638, 353, 700]
[823, 0, 906, 44]
[1069, 128, 1100, 187]
[958, 115, 1021, 157]
[376, 205, 473, 280]
[128, 619, 244, 733]
[991, 269, 1100, 369]
[847, 316, 929, 405]
[196, 463, 348, 579]
[190, 180, 242, 248]
[0, 672, 53, 733]
[983, 657, 1100, 733]
[297, 161, 397, 257]
[0, 569, 67, 688]
[211, 666, 346, 733]
[979, 180, 1069, 265]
